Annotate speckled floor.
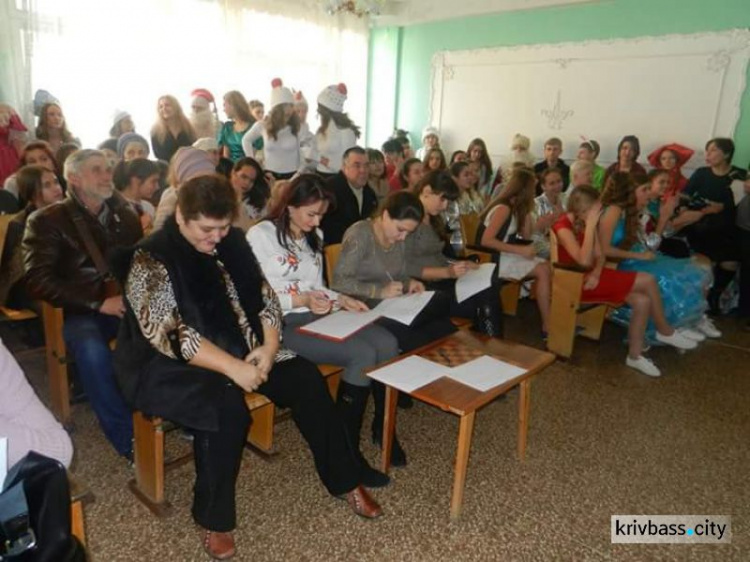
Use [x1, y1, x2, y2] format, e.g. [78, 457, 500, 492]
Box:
[3, 303, 749, 562]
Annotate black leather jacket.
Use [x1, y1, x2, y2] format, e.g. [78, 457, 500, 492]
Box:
[22, 193, 142, 314]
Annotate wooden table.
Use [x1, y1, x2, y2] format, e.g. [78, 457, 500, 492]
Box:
[373, 330, 555, 519]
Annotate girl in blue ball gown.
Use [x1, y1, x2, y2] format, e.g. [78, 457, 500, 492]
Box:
[598, 172, 719, 341]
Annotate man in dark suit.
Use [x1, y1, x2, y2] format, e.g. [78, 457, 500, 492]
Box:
[321, 146, 379, 245]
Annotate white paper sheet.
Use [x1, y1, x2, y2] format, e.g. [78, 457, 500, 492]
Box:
[730, 179, 747, 206]
[446, 355, 527, 391]
[374, 291, 435, 325]
[367, 355, 448, 393]
[0, 437, 7, 486]
[455, 263, 497, 303]
[298, 310, 379, 341]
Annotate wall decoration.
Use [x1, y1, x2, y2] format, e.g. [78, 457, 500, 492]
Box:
[428, 30, 750, 170]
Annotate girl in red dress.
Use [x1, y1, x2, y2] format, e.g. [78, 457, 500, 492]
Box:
[552, 186, 697, 377]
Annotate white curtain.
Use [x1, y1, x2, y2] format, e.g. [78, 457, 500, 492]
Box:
[0, 0, 35, 129]
[7, 0, 369, 148]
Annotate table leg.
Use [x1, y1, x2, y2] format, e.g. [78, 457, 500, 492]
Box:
[450, 411, 476, 520]
[380, 386, 398, 474]
[518, 379, 531, 461]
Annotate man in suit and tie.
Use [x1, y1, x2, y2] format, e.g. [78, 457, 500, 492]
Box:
[322, 146, 379, 245]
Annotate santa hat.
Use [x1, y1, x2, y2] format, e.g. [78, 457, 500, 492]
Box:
[422, 126, 440, 142]
[293, 90, 308, 108]
[270, 78, 294, 109]
[191, 89, 215, 104]
[317, 83, 347, 113]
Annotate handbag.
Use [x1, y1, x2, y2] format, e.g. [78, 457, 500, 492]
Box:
[0, 452, 86, 561]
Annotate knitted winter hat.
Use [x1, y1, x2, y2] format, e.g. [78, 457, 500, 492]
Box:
[192, 137, 219, 152]
[172, 147, 215, 185]
[317, 83, 347, 113]
[117, 132, 150, 158]
[33, 90, 60, 117]
[270, 78, 294, 109]
[293, 90, 308, 108]
[191, 89, 215, 104]
[422, 126, 439, 142]
[112, 109, 131, 127]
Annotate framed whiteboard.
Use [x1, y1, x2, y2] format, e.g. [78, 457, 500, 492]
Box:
[429, 30, 750, 171]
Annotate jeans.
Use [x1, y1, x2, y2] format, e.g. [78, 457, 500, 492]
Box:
[63, 312, 133, 457]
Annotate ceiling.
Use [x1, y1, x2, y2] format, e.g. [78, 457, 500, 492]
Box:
[373, 0, 596, 26]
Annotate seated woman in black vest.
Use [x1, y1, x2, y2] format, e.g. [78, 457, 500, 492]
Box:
[406, 170, 503, 336]
[113, 175, 382, 561]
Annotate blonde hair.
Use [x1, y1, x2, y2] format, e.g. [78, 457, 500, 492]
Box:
[151, 95, 196, 144]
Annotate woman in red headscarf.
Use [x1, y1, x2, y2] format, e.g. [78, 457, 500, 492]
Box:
[647, 143, 694, 197]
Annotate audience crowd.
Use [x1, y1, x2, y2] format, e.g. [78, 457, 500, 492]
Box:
[1, 77, 749, 560]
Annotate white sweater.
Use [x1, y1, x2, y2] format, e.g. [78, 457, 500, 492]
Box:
[246, 220, 336, 314]
[242, 121, 303, 175]
[315, 125, 357, 174]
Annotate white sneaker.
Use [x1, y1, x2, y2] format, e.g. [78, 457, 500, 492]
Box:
[696, 315, 722, 338]
[626, 355, 661, 377]
[679, 327, 706, 342]
[655, 330, 698, 350]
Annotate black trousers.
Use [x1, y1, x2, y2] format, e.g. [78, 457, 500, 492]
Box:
[739, 228, 750, 317]
[372, 290, 457, 353]
[191, 356, 361, 532]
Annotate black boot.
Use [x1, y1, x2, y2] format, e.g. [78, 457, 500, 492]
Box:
[337, 383, 390, 488]
[472, 302, 504, 337]
[708, 266, 736, 315]
[370, 381, 407, 467]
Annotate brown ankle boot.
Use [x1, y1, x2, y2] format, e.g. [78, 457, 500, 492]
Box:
[200, 528, 236, 560]
[345, 485, 383, 519]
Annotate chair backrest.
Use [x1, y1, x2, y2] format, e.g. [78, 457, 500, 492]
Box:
[0, 213, 15, 263]
[459, 213, 481, 247]
[324, 243, 342, 287]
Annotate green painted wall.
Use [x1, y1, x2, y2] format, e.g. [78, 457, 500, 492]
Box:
[367, 0, 750, 164]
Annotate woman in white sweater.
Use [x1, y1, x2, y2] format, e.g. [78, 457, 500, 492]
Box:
[247, 173, 399, 480]
[242, 78, 310, 180]
[314, 83, 360, 177]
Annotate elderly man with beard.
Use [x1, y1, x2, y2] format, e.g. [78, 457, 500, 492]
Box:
[23, 149, 143, 459]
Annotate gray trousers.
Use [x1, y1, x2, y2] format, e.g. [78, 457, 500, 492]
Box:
[282, 312, 399, 387]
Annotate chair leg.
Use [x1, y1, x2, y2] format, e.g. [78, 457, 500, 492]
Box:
[42, 303, 70, 425]
[547, 269, 584, 358]
[500, 282, 521, 316]
[246, 401, 275, 454]
[128, 412, 171, 516]
[577, 305, 608, 340]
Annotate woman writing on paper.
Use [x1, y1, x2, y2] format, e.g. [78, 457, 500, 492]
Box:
[406, 170, 503, 336]
[247, 174, 397, 480]
[332, 191, 456, 465]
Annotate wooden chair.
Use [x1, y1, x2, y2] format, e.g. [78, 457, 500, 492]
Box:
[68, 473, 93, 547]
[41, 303, 71, 425]
[0, 214, 38, 323]
[546, 230, 618, 358]
[130, 365, 341, 516]
[324, 243, 342, 287]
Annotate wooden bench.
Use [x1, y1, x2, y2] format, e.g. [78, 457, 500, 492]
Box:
[130, 364, 342, 516]
[0, 214, 38, 324]
[546, 231, 619, 358]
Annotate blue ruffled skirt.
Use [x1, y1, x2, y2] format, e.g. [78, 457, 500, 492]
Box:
[609, 244, 711, 339]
